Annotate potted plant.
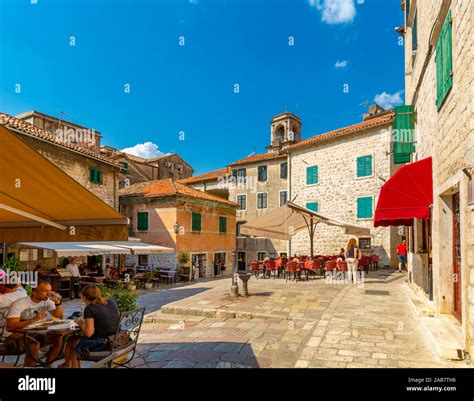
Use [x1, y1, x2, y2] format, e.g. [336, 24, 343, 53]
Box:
[177, 252, 190, 279]
[144, 272, 154, 290]
[128, 279, 137, 291]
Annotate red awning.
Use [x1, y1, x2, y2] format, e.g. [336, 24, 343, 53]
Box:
[374, 157, 433, 227]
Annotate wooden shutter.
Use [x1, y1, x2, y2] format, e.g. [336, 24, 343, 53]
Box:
[219, 216, 227, 234]
[393, 105, 415, 164]
[306, 202, 318, 212]
[192, 212, 201, 232]
[306, 166, 318, 184]
[436, 11, 453, 110]
[357, 197, 373, 219]
[137, 212, 148, 231]
[357, 156, 372, 177]
[89, 168, 96, 183]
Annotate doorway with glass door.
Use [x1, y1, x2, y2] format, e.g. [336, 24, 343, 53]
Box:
[214, 252, 226, 276]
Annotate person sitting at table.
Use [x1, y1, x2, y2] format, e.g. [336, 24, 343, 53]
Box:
[0, 283, 27, 308]
[337, 248, 345, 262]
[5, 281, 63, 367]
[59, 284, 120, 368]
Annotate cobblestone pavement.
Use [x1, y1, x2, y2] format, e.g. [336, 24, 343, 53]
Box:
[134, 270, 471, 368]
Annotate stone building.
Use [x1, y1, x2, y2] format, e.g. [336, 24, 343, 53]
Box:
[102, 148, 194, 189]
[119, 179, 238, 277]
[227, 113, 301, 263]
[179, 167, 231, 199]
[287, 111, 397, 266]
[399, 0, 474, 355]
[16, 110, 102, 152]
[0, 112, 121, 209]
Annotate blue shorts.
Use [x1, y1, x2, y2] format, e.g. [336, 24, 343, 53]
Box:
[398, 254, 407, 264]
[76, 337, 107, 357]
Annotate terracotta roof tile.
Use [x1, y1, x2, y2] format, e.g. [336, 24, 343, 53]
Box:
[119, 178, 238, 207]
[0, 112, 120, 168]
[288, 112, 394, 151]
[228, 152, 287, 167]
[178, 167, 230, 184]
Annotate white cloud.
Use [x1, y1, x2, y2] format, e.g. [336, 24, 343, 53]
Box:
[120, 142, 167, 158]
[189, 0, 198, 4]
[374, 90, 404, 109]
[308, 0, 356, 24]
[335, 60, 348, 68]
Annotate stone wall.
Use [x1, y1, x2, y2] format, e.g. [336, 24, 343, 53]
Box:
[18, 134, 118, 209]
[403, 0, 474, 353]
[289, 126, 396, 266]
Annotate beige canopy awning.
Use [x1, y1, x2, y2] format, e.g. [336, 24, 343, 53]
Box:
[0, 125, 128, 242]
[16, 241, 174, 257]
[240, 202, 370, 257]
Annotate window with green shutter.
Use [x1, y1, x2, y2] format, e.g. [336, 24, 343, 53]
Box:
[192, 212, 201, 232]
[306, 166, 318, 185]
[137, 212, 149, 231]
[218, 216, 227, 234]
[393, 105, 416, 164]
[306, 202, 318, 212]
[119, 161, 128, 174]
[357, 197, 373, 219]
[89, 167, 102, 184]
[356, 155, 373, 177]
[436, 10, 453, 110]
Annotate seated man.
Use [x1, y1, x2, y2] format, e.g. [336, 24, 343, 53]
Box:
[0, 284, 27, 309]
[5, 281, 63, 367]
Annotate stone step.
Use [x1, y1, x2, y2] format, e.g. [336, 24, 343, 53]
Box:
[144, 311, 206, 324]
[419, 316, 465, 360]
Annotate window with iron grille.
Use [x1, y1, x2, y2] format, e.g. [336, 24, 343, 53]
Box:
[237, 168, 246, 184]
[257, 193, 267, 209]
[358, 238, 372, 250]
[258, 165, 267, 182]
[280, 191, 288, 206]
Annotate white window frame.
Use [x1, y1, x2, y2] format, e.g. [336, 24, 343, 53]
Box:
[279, 190, 288, 206]
[256, 192, 268, 210]
[236, 193, 247, 211]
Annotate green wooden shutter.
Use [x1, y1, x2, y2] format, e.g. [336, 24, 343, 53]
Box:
[306, 202, 318, 212]
[436, 10, 453, 110]
[306, 166, 318, 184]
[192, 212, 201, 232]
[357, 197, 373, 219]
[89, 168, 95, 183]
[219, 216, 227, 234]
[357, 156, 372, 177]
[137, 212, 148, 231]
[393, 105, 415, 164]
[119, 162, 128, 174]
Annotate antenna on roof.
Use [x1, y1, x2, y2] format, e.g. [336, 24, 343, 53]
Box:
[359, 100, 369, 107]
[58, 111, 71, 132]
[247, 152, 255, 157]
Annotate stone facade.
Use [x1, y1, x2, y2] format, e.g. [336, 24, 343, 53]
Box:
[120, 189, 237, 277]
[402, 0, 474, 354]
[17, 134, 119, 209]
[16, 110, 101, 152]
[288, 124, 397, 266]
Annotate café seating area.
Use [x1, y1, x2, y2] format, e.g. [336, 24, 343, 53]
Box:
[249, 254, 380, 282]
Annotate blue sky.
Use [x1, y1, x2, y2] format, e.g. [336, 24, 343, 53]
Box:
[0, 0, 405, 175]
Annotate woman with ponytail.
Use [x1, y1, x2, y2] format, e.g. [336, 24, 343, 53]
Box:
[59, 285, 120, 368]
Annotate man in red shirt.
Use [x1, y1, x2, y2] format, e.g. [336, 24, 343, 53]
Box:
[397, 240, 408, 272]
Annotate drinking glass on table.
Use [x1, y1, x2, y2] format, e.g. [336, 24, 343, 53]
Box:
[48, 291, 62, 305]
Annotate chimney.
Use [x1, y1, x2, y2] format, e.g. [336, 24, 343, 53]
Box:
[363, 104, 388, 121]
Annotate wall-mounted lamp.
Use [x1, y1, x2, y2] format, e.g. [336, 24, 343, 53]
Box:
[173, 222, 180, 234]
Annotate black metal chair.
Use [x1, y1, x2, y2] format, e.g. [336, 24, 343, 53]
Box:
[0, 307, 24, 366]
[77, 307, 145, 368]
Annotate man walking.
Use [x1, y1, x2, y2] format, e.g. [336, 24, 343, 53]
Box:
[397, 239, 408, 272]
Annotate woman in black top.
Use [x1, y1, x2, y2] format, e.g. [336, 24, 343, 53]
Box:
[60, 285, 120, 368]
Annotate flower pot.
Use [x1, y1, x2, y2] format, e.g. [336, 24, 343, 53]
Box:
[144, 283, 153, 290]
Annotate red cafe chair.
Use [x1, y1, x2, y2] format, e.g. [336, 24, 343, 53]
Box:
[250, 261, 262, 279]
[285, 261, 300, 282]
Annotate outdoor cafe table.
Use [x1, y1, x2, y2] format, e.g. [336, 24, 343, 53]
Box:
[11, 322, 80, 367]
